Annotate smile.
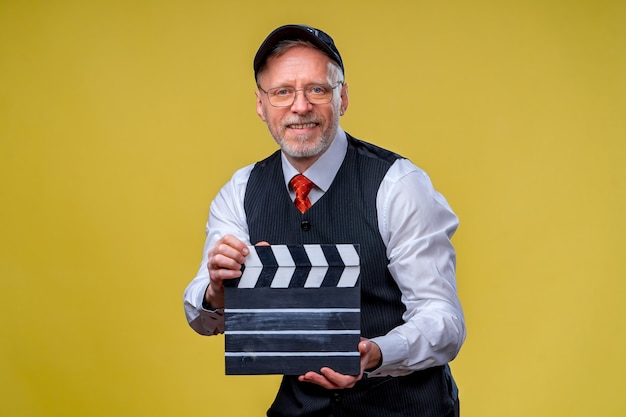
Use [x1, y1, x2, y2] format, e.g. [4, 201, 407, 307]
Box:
[288, 123, 318, 129]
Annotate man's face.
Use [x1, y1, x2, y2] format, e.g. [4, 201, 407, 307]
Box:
[255, 46, 348, 162]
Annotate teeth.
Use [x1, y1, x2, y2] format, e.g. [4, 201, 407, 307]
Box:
[289, 123, 316, 129]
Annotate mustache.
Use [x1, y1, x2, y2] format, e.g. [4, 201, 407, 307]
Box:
[283, 116, 322, 125]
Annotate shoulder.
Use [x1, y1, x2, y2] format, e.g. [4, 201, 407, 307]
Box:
[345, 132, 403, 166]
[382, 158, 446, 206]
[385, 158, 429, 184]
[229, 163, 256, 186]
[252, 149, 282, 169]
[213, 163, 256, 204]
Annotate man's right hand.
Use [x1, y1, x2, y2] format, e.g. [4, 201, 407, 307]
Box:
[204, 234, 250, 309]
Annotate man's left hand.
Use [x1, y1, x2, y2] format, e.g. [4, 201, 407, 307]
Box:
[297, 339, 381, 389]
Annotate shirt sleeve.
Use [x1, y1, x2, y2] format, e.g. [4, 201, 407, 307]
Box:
[183, 164, 253, 336]
[368, 158, 466, 377]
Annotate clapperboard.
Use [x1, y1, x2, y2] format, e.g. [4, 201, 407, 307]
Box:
[223, 244, 361, 375]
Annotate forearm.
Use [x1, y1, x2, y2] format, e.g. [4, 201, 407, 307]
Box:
[183, 276, 225, 335]
[369, 304, 465, 376]
[371, 237, 466, 376]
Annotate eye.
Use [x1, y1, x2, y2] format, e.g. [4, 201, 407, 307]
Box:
[308, 85, 328, 95]
[271, 87, 293, 97]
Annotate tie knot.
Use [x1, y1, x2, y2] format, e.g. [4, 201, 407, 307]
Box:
[290, 174, 314, 213]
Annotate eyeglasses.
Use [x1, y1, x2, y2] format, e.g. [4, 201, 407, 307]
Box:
[258, 82, 343, 107]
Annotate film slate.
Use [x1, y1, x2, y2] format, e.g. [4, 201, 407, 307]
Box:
[223, 244, 361, 375]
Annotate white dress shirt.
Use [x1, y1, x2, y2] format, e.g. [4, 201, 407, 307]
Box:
[183, 127, 465, 377]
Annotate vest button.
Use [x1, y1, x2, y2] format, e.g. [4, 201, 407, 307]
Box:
[301, 220, 311, 231]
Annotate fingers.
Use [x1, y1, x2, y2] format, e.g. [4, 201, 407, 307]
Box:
[298, 367, 360, 390]
[298, 340, 381, 390]
[208, 235, 249, 277]
[320, 367, 360, 389]
[208, 238, 270, 280]
[204, 235, 249, 309]
[210, 235, 249, 264]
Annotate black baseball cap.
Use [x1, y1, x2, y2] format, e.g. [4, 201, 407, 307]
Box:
[253, 24, 344, 79]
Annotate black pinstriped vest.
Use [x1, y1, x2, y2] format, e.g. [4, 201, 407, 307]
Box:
[244, 133, 457, 417]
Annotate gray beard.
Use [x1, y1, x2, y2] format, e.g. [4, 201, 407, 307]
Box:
[277, 134, 332, 158]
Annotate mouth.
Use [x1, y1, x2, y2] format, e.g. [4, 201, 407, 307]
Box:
[287, 123, 318, 130]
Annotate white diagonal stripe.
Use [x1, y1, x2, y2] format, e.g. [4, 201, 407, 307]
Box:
[270, 245, 296, 287]
[336, 244, 360, 287]
[245, 245, 264, 267]
[303, 245, 328, 266]
[239, 246, 263, 288]
[337, 267, 360, 287]
[304, 266, 326, 287]
[303, 245, 327, 287]
[336, 244, 360, 266]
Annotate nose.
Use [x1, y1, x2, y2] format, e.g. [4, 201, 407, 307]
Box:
[290, 89, 313, 114]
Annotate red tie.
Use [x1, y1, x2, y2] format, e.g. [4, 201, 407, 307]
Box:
[290, 174, 314, 213]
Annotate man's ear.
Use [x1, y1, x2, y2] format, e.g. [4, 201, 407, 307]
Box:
[255, 90, 267, 122]
[340, 83, 349, 116]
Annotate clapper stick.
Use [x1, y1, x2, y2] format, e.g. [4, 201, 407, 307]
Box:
[223, 244, 361, 375]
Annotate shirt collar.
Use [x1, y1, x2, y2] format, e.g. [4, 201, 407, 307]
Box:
[281, 127, 347, 192]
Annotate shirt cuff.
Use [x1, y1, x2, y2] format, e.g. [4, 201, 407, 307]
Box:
[198, 284, 225, 334]
[199, 307, 225, 335]
[368, 332, 409, 376]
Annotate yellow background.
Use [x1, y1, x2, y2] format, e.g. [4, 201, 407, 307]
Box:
[1, 0, 625, 416]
